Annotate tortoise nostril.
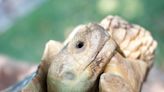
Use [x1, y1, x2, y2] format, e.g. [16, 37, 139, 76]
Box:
[76, 41, 84, 49]
[63, 71, 75, 80]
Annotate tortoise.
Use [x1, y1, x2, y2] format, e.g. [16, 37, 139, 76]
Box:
[3, 15, 157, 92]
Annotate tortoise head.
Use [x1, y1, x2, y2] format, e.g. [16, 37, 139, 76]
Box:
[47, 23, 121, 92]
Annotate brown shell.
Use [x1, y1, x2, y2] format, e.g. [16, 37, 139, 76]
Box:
[100, 15, 157, 67]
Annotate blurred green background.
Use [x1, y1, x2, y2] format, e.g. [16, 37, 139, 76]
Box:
[0, 0, 163, 66]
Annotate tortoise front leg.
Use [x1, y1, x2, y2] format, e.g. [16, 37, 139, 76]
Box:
[99, 53, 148, 92]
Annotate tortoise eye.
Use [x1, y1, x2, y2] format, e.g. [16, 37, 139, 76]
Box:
[76, 41, 84, 49]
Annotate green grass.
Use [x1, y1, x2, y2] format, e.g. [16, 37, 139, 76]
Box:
[0, 0, 163, 65]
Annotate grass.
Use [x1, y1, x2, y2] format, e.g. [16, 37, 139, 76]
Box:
[0, 0, 163, 65]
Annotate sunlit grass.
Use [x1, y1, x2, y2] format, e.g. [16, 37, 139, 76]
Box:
[121, 0, 143, 19]
[97, 0, 119, 14]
